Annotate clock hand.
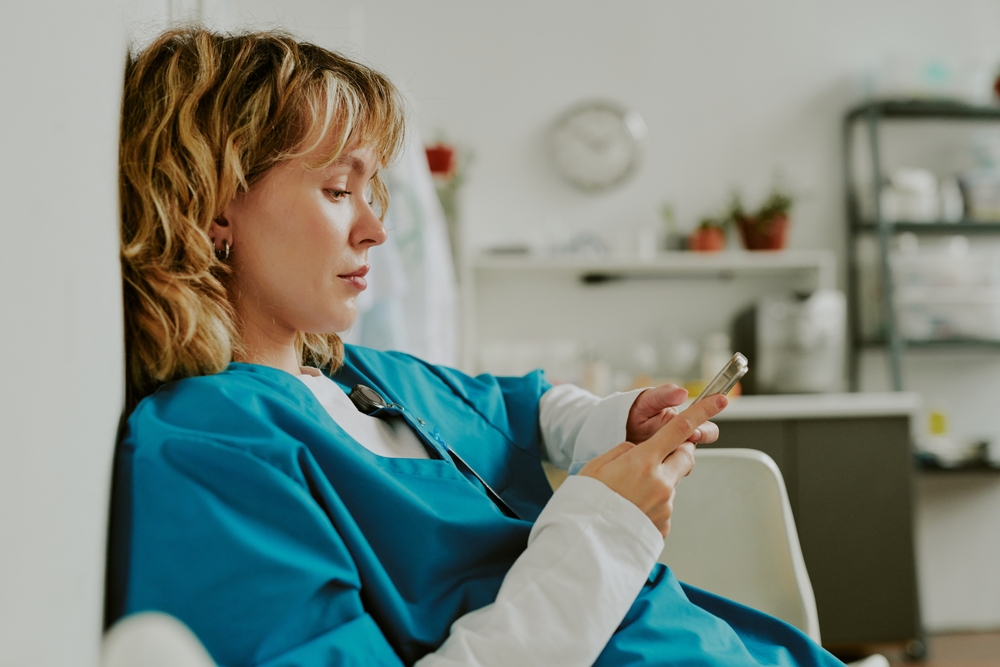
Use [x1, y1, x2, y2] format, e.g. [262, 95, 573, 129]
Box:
[566, 122, 613, 152]
[574, 123, 619, 152]
[590, 132, 616, 151]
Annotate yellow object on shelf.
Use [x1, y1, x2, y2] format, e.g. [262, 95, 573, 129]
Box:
[928, 409, 949, 435]
[684, 380, 707, 397]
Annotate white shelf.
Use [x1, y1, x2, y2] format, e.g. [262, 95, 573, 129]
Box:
[472, 249, 836, 288]
[460, 248, 839, 373]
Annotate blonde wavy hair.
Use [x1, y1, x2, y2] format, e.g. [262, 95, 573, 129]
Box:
[120, 28, 405, 406]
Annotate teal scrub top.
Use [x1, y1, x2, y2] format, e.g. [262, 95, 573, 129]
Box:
[107, 345, 844, 666]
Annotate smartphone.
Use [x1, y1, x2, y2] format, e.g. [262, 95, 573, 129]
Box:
[694, 352, 749, 403]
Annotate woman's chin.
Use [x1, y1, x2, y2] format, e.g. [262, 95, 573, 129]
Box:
[326, 303, 358, 334]
[298, 313, 356, 336]
[291, 296, 359, 335]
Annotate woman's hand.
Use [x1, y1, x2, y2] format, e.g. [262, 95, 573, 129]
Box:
[625, 384, 719, 445]
[579, 394, 728, 538]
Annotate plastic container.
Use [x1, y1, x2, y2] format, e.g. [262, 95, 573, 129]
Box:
[894, 285, 1000, 340]
[960, 169, 1000, 221]
[890, 248, 1000, 289]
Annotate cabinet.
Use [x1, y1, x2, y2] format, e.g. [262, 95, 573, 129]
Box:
[706, 393, 924, 656]
[844, 99, 1000, 391]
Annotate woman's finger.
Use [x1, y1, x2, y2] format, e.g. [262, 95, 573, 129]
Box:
[660, 442, 697, 487]
[690, 420, 719, 444]
[635, 384, 688, 414]
[640, 394, 727, 461]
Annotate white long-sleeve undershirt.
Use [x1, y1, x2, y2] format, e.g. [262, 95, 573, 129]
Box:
[538, 383, 645, 474]
[297, 369, 659, 667]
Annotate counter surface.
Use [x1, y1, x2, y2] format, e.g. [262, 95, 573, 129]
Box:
[696, 392, 922, 421]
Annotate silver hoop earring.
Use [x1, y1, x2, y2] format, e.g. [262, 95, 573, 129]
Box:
[215, 240, 231, 261]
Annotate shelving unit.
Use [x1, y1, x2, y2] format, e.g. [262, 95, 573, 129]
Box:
[853, 220, 1000, 235]
[472, 249, 836, 283]
[844, 98, 1000, 391]
[916, 457, 1000, 473]
[859, 338, 1000, 350]
[462, 249, 836, 373]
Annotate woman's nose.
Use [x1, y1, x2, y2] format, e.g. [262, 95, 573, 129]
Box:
[354, 202, 388, 248]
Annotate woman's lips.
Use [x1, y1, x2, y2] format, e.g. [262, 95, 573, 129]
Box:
[338, 265, 369, 290]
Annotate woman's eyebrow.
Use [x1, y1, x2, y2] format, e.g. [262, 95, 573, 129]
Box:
[332, 155, 368, 175]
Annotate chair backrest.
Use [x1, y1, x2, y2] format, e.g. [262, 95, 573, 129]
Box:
[102, 613, 216, 667]
[659, 448, 821, 643]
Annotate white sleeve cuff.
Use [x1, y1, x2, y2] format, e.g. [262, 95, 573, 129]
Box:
[539, 385, 647, 473]
[538, 384, 601, 469]
[568, 388, 645, 475]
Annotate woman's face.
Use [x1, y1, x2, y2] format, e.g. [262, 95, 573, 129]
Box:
[219, 142, 387, 345]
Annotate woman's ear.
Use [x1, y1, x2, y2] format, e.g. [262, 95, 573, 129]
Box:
[209, 215, 233, 260]
[209, 215, 231, 244]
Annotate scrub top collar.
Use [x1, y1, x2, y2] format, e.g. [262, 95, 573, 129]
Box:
[223, 362, 520, 519]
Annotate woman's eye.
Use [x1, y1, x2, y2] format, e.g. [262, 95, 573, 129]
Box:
[364, 185, 374, 206]
[325, 189, 351, 201]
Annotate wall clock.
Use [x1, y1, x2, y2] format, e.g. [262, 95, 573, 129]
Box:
[549, 100, 647, 192]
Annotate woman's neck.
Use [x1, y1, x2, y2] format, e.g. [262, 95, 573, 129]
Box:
[238, 344, 301, 375]
[234, 311, 302, 376]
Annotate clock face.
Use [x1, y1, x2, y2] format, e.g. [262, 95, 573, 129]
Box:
[550, 101, 647, 191]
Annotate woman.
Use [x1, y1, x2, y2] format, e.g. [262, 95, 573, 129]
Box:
[109, 28, 844, 666]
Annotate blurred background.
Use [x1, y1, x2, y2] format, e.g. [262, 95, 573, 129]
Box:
[4, 0, 1000, 664]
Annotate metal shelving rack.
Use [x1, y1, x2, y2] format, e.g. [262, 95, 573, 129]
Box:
[844, 99, 1000, 391]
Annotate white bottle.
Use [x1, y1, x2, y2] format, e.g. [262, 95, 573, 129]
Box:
[701, 332, 732, 384]
[939, 176, 964, 222]
[582, 359, 612, 397]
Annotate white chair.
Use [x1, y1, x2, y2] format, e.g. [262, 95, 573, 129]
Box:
[102, 612, 215, 667]
[660, 448, 890, 667]
[659, 448, 822, 643]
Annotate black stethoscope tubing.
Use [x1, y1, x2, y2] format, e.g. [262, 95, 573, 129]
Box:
[349, 384, 520, 520]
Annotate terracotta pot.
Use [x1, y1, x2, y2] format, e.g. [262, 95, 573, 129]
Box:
[688, 227, 727, 252]
[736, 213, 789, 251]
[425, 145, 455, 177]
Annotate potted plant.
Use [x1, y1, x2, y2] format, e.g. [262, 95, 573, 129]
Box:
[425, 141, 473, 263]
[729, 189, 793, 251]
[425, 143, 457, 178]
[688, 217, 728, 252]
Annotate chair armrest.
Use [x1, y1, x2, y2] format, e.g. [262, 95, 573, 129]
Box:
[102, 612, 215, 667]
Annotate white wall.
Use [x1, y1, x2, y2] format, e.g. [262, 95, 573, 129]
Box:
[0, 2, 126, 665]
[237, 0, 1000, 255]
